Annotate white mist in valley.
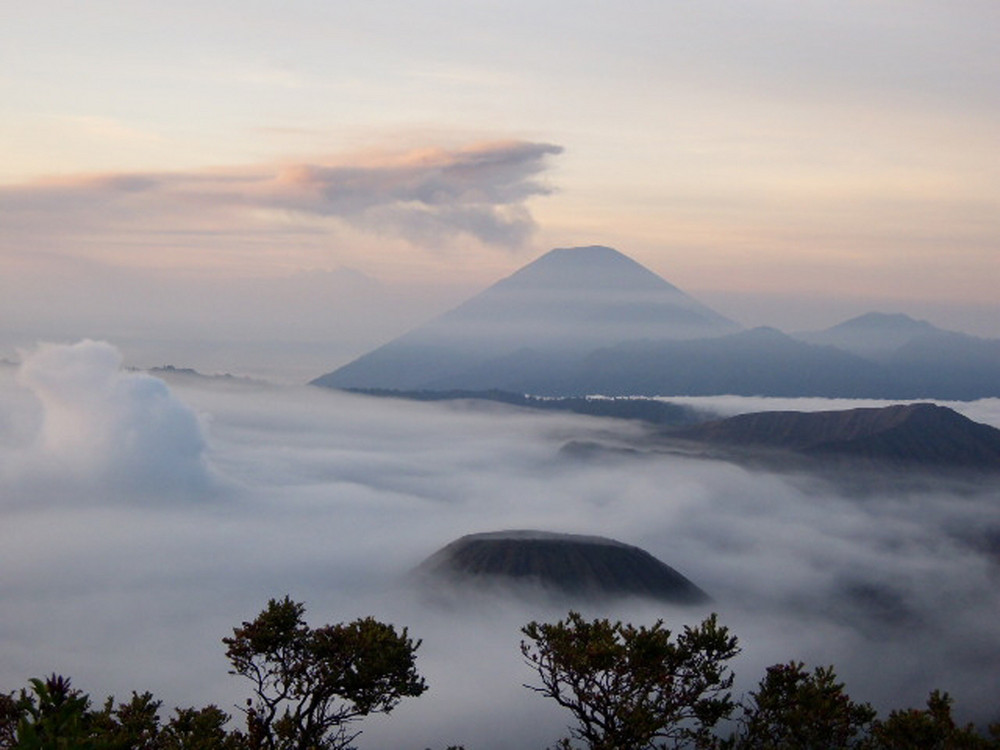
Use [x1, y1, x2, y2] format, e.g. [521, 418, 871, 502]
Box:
[1, 342, 999, 748]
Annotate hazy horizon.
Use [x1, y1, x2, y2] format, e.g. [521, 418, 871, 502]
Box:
[1, 244, 997, 385]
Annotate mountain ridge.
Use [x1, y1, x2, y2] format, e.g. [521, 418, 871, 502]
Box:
[669, 403, 1000, 471]
[312, 245, 1000, 399]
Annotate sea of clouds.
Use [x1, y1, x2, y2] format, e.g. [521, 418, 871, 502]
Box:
[1, 340, 999, 748]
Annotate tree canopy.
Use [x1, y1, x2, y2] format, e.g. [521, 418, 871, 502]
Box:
[223, 596, 427, 750]
[521, 611, 739, 749]
[3, 601, 998, 750]
[731, 661, 876, 750]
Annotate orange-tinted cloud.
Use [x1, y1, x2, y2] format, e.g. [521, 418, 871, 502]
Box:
[0, 141, 563, 251]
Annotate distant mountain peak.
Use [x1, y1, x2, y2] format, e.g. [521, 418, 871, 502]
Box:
[735, 326, 789, 341]
[830, 312, 937, 333]
[491, 245, 685, 294]
[793, 311, 945, 363]
[529, 245, 640, 262]
[503, 244, 680, 288]
[534, 245, 628, 261]
[313, 245, 740, 390]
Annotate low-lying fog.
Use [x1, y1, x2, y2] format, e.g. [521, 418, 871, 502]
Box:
[1, 341, 999, 748]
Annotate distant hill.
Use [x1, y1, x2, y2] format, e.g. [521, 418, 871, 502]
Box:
[312, 246, 739, 390]
[147, 365, 266, 386]
[884, 331, 1000, 400]
[311, 246, 1000, 399]
[566, 327, 891, 398]
[792, 314, 1000, 400]
[670, 403, 1000, 471]
[414, 530, 709, 604]
[795, 312, 941, 360]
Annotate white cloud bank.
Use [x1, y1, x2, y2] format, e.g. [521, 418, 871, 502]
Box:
[6, 340, 210, 500]
[1, 343, 999, 748]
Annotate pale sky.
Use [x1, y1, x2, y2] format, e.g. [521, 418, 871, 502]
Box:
[2, 1, 998, 374]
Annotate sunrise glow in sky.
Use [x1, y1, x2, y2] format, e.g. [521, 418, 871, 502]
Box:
[2, 1, 998, 374]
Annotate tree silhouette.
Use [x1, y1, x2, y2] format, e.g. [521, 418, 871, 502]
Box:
[224, 596, 426, 750]
[521, 611, 739, 749]
[731, 661, 876, 749]
[868, 690, 1000, 749]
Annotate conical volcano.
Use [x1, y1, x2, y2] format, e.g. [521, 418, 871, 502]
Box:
[445, 246, 736, 346]
[312, 246, 739, 391]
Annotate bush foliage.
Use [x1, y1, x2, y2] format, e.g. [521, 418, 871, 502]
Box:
[1, 601, 997, 749]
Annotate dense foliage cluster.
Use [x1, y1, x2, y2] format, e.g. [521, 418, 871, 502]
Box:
[223, 596, 426, 750]
[0, 674, 241, 750]
[1, 598, 424, 750]
[521, 612, 738, 749]
[2, 600, 997, 749]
